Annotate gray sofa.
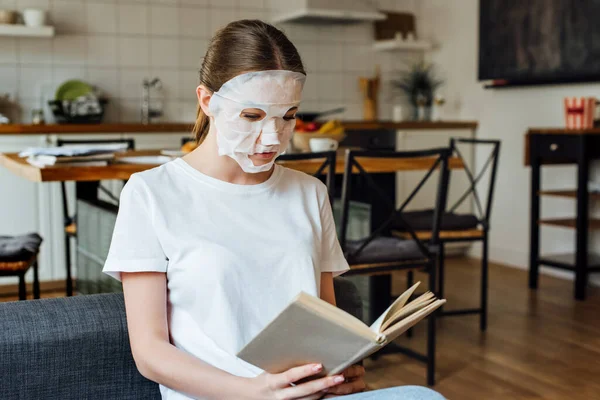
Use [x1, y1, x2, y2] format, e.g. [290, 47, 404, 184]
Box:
[0, 278, 363, 399]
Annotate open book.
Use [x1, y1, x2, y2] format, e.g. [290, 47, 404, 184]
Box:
[237, 282, 445, 378]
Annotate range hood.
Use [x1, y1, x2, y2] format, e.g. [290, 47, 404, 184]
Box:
[271, 0, 386, 24]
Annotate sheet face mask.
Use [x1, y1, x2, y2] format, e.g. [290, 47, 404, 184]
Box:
[207, 70, 306, 173]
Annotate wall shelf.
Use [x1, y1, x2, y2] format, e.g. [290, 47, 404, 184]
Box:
[373, 39, 432, 52]
[0, 25, 55, 38]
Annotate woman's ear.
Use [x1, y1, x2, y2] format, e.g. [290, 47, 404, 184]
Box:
[196, 85, 213, 117]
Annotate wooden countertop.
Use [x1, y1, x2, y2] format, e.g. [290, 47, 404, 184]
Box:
[528, 128, 600, 135]
[0, 150, 464, 182]
[341, 120, 478, 131]
[0, 123, 194, 134]
[0, 120, 477, 135]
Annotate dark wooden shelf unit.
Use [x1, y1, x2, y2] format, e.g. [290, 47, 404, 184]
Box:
[539, 190, 600, 199]
[539, 253, 600, 272]
[538, 218, 600, 229]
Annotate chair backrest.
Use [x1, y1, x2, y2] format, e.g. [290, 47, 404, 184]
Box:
[277, 151, 337, 205]
[339, 148, 451, 261]
[449, 138, 501, 230]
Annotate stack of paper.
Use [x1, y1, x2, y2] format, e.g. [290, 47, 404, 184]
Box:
[20, 143, 128, 167]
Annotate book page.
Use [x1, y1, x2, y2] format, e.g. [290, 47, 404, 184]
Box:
[370, 282, 420, 333]
[381, 299, 446, 342]
[379, 292, 436, 333]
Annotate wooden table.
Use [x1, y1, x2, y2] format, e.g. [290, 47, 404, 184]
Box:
[526, 128, 600, 300]
[0, 150, 464, 183]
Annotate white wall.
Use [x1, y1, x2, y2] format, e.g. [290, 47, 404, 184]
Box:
[419, 0, 600, 280]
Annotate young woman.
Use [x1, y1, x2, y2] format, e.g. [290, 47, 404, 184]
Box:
[103, 20, 445, 400]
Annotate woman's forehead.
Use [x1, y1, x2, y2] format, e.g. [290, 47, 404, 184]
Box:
[216, 70, 306, 105]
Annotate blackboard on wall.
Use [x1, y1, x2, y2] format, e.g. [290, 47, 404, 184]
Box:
[479, 0, 600, 86]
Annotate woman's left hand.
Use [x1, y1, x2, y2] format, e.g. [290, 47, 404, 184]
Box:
[321, 365, 366, 397]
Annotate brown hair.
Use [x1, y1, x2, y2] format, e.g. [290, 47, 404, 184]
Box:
[193, 20, 306, 143]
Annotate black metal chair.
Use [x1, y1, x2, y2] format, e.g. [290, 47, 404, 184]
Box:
[56, 138, 135, 296]
[277, 151, 337, 204]
[338, 147, 451, 386]
[0, 233, 42, 300]
[392, 138, 501, 332]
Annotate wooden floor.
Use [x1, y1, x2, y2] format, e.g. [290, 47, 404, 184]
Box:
[2, 258, 600, 399]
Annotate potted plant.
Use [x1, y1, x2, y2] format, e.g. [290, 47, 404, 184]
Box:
[391, 62, 444, 121]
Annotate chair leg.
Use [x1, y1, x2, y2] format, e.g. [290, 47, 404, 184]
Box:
[18, 273, 27, 300]
[426, 260, 437, 386]
[481, 235, 489, 332]
[33, 259, 40, 299]
[65, 233, 73, 296]
[407, 270, 414, 338]
[438, 243, 445, 299]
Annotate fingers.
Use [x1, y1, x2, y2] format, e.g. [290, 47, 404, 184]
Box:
[280, 374, 345, 399]
[341, 365, 365, 380]
[323, 378, 367, 396]
[274, 363, 324, 388]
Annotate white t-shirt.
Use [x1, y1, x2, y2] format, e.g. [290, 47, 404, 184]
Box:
[103, 157, 349, 400]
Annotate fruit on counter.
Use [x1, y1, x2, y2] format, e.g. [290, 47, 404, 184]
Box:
[317, 119, 344, 135]
[295, 119, 321, 132]
[181, 140, 199, 153]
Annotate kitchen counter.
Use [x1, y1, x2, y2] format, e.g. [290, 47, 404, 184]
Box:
[0, 120, 477, 135]
[0, 123, 193, 134]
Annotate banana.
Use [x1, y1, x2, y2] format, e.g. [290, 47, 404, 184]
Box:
[323, 126, 345, 136]
[318, 119, 342, 134]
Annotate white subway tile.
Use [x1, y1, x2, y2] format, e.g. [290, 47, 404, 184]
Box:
[0, 66, 18, 98]
[87, 36, 117, 66]
[118, 37, 150, 66]
[180, 0, 208, 6]
[118, 3, 149, 35]
[150, 68, 179, 99]
[209, 8, 236, 36]
[0, 38, 18, 63]
[150, 5, 179, 36]
[87, 67, 120, 98]
[118, 68, 149, 99]
[86, 2, 117, 34]
[239, 0, 264, 9]
[179, 38, 207, 69]
[50, 0, 87, 34]
[237, 8, 265, 20]
[317, 44, 343, 72]
[18, 66, 53, 100]
[179, 6, 209, 38]
[52, 66, 87, 88]
[210, 0, 235, 7]
[179, 68, 199, 102]
[18, 37, 53, 64]
[316, 72, 343, 102]
[16, 0, 49, 11]
[52, 35, 87, 66]
[150, 38, 179, 68]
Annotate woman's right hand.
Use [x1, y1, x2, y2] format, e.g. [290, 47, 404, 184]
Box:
[247, 363, 345, 400]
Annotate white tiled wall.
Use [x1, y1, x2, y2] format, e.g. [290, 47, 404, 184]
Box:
[0, 0, 422, 123]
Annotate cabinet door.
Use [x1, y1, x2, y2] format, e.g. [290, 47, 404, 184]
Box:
[396, 129, 475, 215]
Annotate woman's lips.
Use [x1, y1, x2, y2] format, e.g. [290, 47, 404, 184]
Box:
[253, 151, 276, 159]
